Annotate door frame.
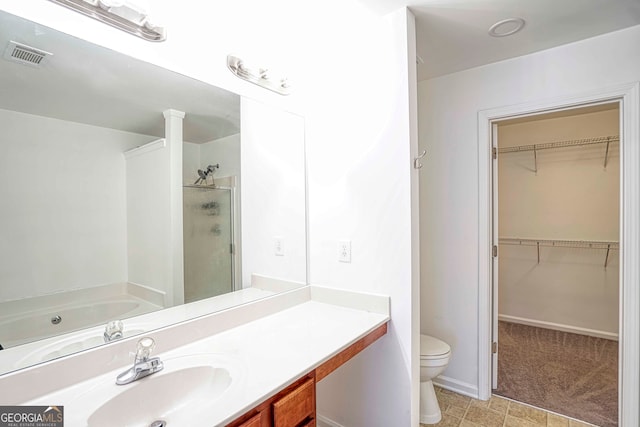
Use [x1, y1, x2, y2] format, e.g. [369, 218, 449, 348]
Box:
[477, 82, 639, 426]
[490, 122, 499, 390]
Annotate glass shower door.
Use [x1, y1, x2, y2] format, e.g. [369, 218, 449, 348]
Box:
[183, 186, 234, 303]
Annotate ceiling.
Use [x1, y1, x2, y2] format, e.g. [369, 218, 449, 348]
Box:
[0, 11, 240, 143]
[360, 0, 640, 81]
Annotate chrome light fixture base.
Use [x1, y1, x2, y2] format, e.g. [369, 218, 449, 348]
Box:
[227, 55, 292, 96]
[47, 0, 166, 42]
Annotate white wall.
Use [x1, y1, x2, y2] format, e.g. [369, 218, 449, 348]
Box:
[498, 109, 619, 337]
[125, 139, 172, 303]
[0, 108, 151, 302]
[184, 134, 241, 186]
[419, 25, 640, 395]
[241, 98, 306, 286]
[309, 8, 419, 427]
[200, 134, 241, 184]
[183, 142, 200, 185]
[498, 109, 620, 240]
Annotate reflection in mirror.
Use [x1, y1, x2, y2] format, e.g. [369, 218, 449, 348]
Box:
[0, 10, 306, 375]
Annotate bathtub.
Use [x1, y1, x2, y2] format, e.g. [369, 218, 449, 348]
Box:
[0, 283, 163, 349]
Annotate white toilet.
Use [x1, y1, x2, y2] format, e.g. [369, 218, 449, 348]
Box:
[420, 334, 451, 424]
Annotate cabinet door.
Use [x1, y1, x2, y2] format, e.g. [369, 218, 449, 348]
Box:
[272, 378, 315, 427]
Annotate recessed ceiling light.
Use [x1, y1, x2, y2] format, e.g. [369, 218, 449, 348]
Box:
[488, 18, 525, 37]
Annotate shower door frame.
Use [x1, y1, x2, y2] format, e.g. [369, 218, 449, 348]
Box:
[182, 184, 240, 296]
[477, 82, 639, 427]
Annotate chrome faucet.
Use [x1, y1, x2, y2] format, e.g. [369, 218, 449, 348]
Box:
[104, 320, 124, 343]
[116, 337, 164, 385]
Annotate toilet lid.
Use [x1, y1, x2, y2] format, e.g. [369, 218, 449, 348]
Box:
[420, 334, 450, 357]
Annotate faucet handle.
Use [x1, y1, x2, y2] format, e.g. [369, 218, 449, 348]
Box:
[106, 320, 123, 334]
[135, 337, 156, 362]
[104, 320, 124, 342]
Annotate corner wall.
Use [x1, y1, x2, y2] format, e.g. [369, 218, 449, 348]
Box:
[0, 109, 150, 302]
[309, 8, 419, 426]
[418, 25, 640, 395]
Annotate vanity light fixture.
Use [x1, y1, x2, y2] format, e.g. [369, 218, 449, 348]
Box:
[488, 17, 526, 37]
[47, 0, 166, 42]
[227, 55, 292, 96]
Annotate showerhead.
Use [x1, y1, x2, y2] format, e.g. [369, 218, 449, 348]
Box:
[194, 165, 219, 185]
[193, 169, 207, 185]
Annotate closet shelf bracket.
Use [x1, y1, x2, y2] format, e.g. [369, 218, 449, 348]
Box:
[604, 137, 611, 169]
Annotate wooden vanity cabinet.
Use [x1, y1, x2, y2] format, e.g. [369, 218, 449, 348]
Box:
[226, 323, 387, 427]
[226, 373, 316, 427]
[272, 377, 315, 427]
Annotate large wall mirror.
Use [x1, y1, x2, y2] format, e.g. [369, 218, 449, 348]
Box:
[0, 10, 307, 376]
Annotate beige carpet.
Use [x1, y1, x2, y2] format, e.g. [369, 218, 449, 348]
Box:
[494, 321, 618, 427]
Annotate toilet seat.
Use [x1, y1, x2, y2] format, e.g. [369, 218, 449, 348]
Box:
[420, 334, 451, 360]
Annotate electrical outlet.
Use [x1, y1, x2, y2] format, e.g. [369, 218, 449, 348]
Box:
[274, 236, 285, 256]
[338, 240, 351, 263]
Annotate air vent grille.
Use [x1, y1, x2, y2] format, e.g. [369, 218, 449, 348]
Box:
[4, 41, 52, 67]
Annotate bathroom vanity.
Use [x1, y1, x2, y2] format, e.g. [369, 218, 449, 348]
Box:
[0, 10, 389, 426]
[227, 322, 388, 427]
[228, 373, 316, 427]
[0, 286, 389, 426]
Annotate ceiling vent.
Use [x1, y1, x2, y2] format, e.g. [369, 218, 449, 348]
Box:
[3, 41, 53, 67]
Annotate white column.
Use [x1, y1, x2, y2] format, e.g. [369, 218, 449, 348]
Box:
[164, 109, 185, 306]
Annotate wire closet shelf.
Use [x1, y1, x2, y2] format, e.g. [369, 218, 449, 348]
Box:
[497, 135, 619, 171]
[498, 238, 619, 268]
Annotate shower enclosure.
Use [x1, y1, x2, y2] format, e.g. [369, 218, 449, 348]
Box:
[182, 186, 235, 303]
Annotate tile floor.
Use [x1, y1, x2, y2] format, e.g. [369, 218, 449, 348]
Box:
[421, 387, 597, 427]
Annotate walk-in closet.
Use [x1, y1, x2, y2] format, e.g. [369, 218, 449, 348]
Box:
[493, 104, 620, 427]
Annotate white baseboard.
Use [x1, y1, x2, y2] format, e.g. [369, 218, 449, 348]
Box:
[499, 314, 618, 341]
[317, 414, 347, 427]
[432, 375, 479, 399]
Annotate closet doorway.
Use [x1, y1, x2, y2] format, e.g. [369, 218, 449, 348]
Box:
[491, 103, 620, 426]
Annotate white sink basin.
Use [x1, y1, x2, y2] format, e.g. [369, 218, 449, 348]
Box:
[76, 354, 237, 427]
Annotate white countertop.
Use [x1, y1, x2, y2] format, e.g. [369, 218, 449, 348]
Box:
[13, 287, 389, 426]
[0, 275, 301, 375]
[0, 287, 278, 372]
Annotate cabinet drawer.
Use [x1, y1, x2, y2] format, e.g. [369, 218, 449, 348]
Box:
[273, 378, 315, 427]
[234, 413, 261, 427]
